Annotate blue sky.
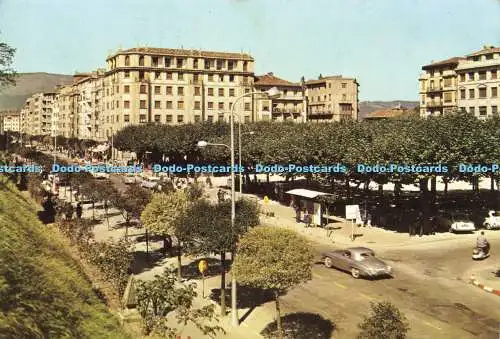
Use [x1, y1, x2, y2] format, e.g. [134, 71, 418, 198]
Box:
[1, 0, 499, 100]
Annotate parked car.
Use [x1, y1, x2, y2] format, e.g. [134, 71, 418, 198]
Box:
[321, 247, 392, 279]
[123, 173, 138, 185]
[140, 176, 160, 190]
[434, 212, 475, 233]
[484, 211, 500, 230]
[92, 171, 110, 179]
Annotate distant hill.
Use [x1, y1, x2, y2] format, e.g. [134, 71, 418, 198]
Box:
[359, 101, 419, 120]
[0, 72, 73, 110]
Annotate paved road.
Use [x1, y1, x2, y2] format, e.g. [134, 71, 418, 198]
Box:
[269, 241, 500, 339]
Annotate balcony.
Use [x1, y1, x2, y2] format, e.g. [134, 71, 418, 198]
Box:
[272, 108, 302, 114]
[426, 86, 443, 93]
[309, 110, 334, 116]
[426, 101, 443, 108]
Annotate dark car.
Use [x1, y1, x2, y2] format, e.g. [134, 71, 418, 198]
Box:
[321, 247, 392, 279]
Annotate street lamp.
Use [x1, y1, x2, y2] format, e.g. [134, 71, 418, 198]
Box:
[238, 130, 254, 196]
[198, 86, 280, 327]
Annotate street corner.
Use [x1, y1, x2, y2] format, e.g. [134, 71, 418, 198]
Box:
[469, 271, 500, 297]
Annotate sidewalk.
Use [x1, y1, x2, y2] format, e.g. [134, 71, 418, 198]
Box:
[469, 265, 500, 297]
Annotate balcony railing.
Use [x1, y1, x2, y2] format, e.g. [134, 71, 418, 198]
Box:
[426, 101, 443, 108]
[271, 108, 302, 114]
[309, 110, 334, 115]
[426, 86, 443, 93]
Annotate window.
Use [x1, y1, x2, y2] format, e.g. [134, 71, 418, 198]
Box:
[244, 88, 250, 94]
[229, 75, 234, 82]
[178, 101, 184, 109]
[178, 87, 184, 95]
[154, 86, 161, 94]
[218, 88, 224, 96]
[219, 74, 224, 82]
[116, 100, 119, 108]
[208, 88, 214, 96]
[244, 116, 250, 123]
[140, 100, 147, 109]
[163, 114, 171, 123]
[193, 59, 198, 69]
[139, 71, 144, 80]
[244, 102, 250, 111]
[207, 115, 213, 122]
[216, 60, 223, 70]
[468, 72, 475, 81]
[125, 56, 130, 66]
[177, 58, 183, 68]
[124, 100, 130, 109]
[492, 106, 498, 115]
[460, 74, 466, 82]
[139, 114, 147, 122]
[155, 101, 161, 109]
[479, 87, 487, 98]
[341, 83, 347, 88]
[208, 102, 213, 110]
[193, 74, 199, 83]
[243, 61, 248, 72]
[470, 107, 475, 114]
[116, 85, 119, 93]
[479, 106, 487, 116]
[469, 89, 475, 99]
[139, 56, 144, 66]
[460, 89, 466, 99]
[229, 88, 235, 97]
[229, 102, 233, 110]
[204, 59, 211, 70]
[166, 101, 173, 109]
[140, 85, 147, 94]
[342, 94, 347, 101]
[444, 78, 452, 87]
[479, 72, 486, 80]
[124, 114, 130, 122]
[194, 87, 201, 96]
[124, 85, 130, 93]
[194, 115, 201, 122]
[492, 87, 498, 98]
[194, 101, 201, 110]
[329, 94, 332, 100]
[166, 72, 172, 80]
[492, 71, 498, 80]
[106, 88, 109, 96]
[218, 102, 224, 110]
[208, 74, 214, 82]
[444, 92, 452, 103]
[155, 71, 161, 79]
[166, 86, 172, 95]
[177, 115, 184, 123]
[228, 61, 234, 70]
[165, 57, 171, 67]
[154, 114, 161, 122]
[124, 71, 130, 78]
[178, 72, 184, 80]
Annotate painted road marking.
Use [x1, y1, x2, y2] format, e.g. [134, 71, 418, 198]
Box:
[334, 282, 347, 289]
[423, 320, 442, 331]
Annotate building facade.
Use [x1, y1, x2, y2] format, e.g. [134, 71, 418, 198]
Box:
[1, 110, 20, 132]
[19, 92, 56, 136]
[305, 76, 359, 121]
[456, 46, 500, 118]
[419, 46, 500, 118]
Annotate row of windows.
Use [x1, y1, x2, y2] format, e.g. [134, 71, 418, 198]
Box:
[114, 100, 252, 111]
[123, 55, 249, 72]
[120, 71, 251, 83]
[460, 87, 498, 99]
[310, 93, 348, 102]
[459, 70, 498, 82]
[116, 114, 252, 124]
[461, 106, 498, 115]
[107, 84, 252, 96]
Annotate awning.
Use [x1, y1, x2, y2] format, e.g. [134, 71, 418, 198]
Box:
[90, 144, 110, 152]
[285, 189, 332, 199]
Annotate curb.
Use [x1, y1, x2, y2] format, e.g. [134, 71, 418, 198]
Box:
[469, 274, 500, 296]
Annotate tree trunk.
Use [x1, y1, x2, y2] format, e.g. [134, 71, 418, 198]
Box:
[220, 251, 226, 316]
[266, 173, 270, 183]
[345, 177, 351, 199]
[364, 180, 370, 193]
[378, 184, 383, 197]
[92, 202, 95, 220]
[274, 290, 284, 339]
[491, 175, 495, 192]
[444, 178, 449, 196]
[177, 242, 182, 282]
[430, 176, 437, 203]
[105, 204, 110, 230]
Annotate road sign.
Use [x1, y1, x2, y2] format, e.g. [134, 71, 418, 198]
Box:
[263, 196, 270, 204]
[198, 259, 208, 274]
[345, 205, 360, 220]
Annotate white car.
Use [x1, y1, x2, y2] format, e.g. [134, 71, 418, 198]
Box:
[484, 211, 500, 230]
[449, 217, 476, 233]
[92, 171, 110, 179]
[140, 176, 160, 190]
[123, 173, 137, 185]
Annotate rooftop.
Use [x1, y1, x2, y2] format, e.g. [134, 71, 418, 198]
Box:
[108, 47, 254, 61]
[422, 57, 465, 70]
[254, 72, 301, 87]
[305, 75, 356, 85]
[467, 45, 500, 57]
[364, 107, 412, 120]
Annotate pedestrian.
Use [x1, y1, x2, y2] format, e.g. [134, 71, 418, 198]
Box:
[304, 209, 311, 227]
[75, 202, 82, 219]
[294, 203, 301, 223]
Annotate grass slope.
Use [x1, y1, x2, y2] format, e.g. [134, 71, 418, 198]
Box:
[0, 178, 129, 339]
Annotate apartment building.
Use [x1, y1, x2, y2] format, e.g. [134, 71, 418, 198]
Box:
[54, 82, 78, 139]
[254, 73, 305, 122]
[419, 46, 500, 118]
[1, 110, 20, 132]
[102, 47, 255, 138]
[419, 57, 463, 116]
[73, 70, 105, 141]
[456, 46, 500, 118]
[19, 92, 56, 136]
[305, 75, 359, 121]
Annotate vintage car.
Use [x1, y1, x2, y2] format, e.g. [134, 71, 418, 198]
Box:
[434, 213, 476, 233]
[484, 211, 500, 230]
[140, 176, 161, 190]
[321, 247, 392, 279]
[123, 173, 138, 185]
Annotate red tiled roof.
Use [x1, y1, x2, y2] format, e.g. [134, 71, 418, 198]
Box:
[254, 72, 300, 87]
[422, 57, 465, 70]
[305, 75, 356, 85]
[365, 108, 410, 119]
[467, 46, 500, 57]
[109, 47, 254, 61]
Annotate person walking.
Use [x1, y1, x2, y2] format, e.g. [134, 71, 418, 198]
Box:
[75, 202, 83, 219]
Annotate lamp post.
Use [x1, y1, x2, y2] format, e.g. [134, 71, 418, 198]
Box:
[238, 129, 254, 196]
[198, 86, 280, 327]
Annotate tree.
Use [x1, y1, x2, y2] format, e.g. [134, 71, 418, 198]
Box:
[135, 268, 225, 338]
[111, 183, 151, 237]
[0, 40, 17, 89]
[181, 198, 259, 316]
[141, 190, 190, 281]
[80, 179, 105, 220]
[232, 227, 314, 339]
[357, 301, 410, 339]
